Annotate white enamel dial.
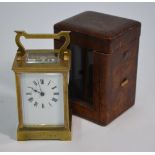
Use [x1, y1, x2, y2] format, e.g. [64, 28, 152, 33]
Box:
[20, 73, 64, 126]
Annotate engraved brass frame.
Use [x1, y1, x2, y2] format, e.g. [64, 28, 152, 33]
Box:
[12, 31, 71, 140]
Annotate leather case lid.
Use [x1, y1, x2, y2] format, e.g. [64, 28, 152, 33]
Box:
[54, 11, 141, 40]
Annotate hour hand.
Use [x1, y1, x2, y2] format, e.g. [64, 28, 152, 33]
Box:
[28, 87, 41, 94]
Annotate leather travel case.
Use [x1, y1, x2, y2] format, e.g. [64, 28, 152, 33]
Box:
[54, 11, 141, 125]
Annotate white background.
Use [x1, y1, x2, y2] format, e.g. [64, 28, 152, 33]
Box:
[0, 2, 155, 152]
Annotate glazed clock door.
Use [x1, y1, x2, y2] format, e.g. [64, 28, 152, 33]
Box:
[20, 73, 64, 126]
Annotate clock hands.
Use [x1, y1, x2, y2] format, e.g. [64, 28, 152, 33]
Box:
[28, 87, 41, 94]
[37, 80, 45, 96]
[37, 80, 43, 92]
[28, 86, 45, 97]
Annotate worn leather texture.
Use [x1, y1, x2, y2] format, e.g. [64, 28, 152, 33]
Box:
[54, 11, 141, 125]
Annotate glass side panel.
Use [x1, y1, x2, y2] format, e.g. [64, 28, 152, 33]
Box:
[69, 44, 93, 104]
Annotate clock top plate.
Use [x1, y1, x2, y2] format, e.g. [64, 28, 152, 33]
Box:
[12, 49, 71, 73]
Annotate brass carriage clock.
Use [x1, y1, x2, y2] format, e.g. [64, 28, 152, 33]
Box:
[12, 31, 71, 140]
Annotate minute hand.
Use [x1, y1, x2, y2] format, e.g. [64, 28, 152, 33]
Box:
[37, 81, 43, 92]
[28, 87, 41, 94]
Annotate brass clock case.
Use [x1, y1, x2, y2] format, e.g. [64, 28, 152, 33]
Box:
[12, 31, 71, 141]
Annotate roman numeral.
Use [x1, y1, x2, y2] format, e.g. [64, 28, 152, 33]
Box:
[28, 97, 33, 102]
[51, 98, 58, 102]
[52, 86, 57, 90]
[34, 101, 38, 107]
[40, 79, 44, 84]
[53, 92, 59, 95]
[26, 92, 32, 95]
[33, 81, 37, 86]
[42, 103, 45, 109]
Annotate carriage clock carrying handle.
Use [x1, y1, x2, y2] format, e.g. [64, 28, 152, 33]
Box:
[15, 30, 71, 61]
